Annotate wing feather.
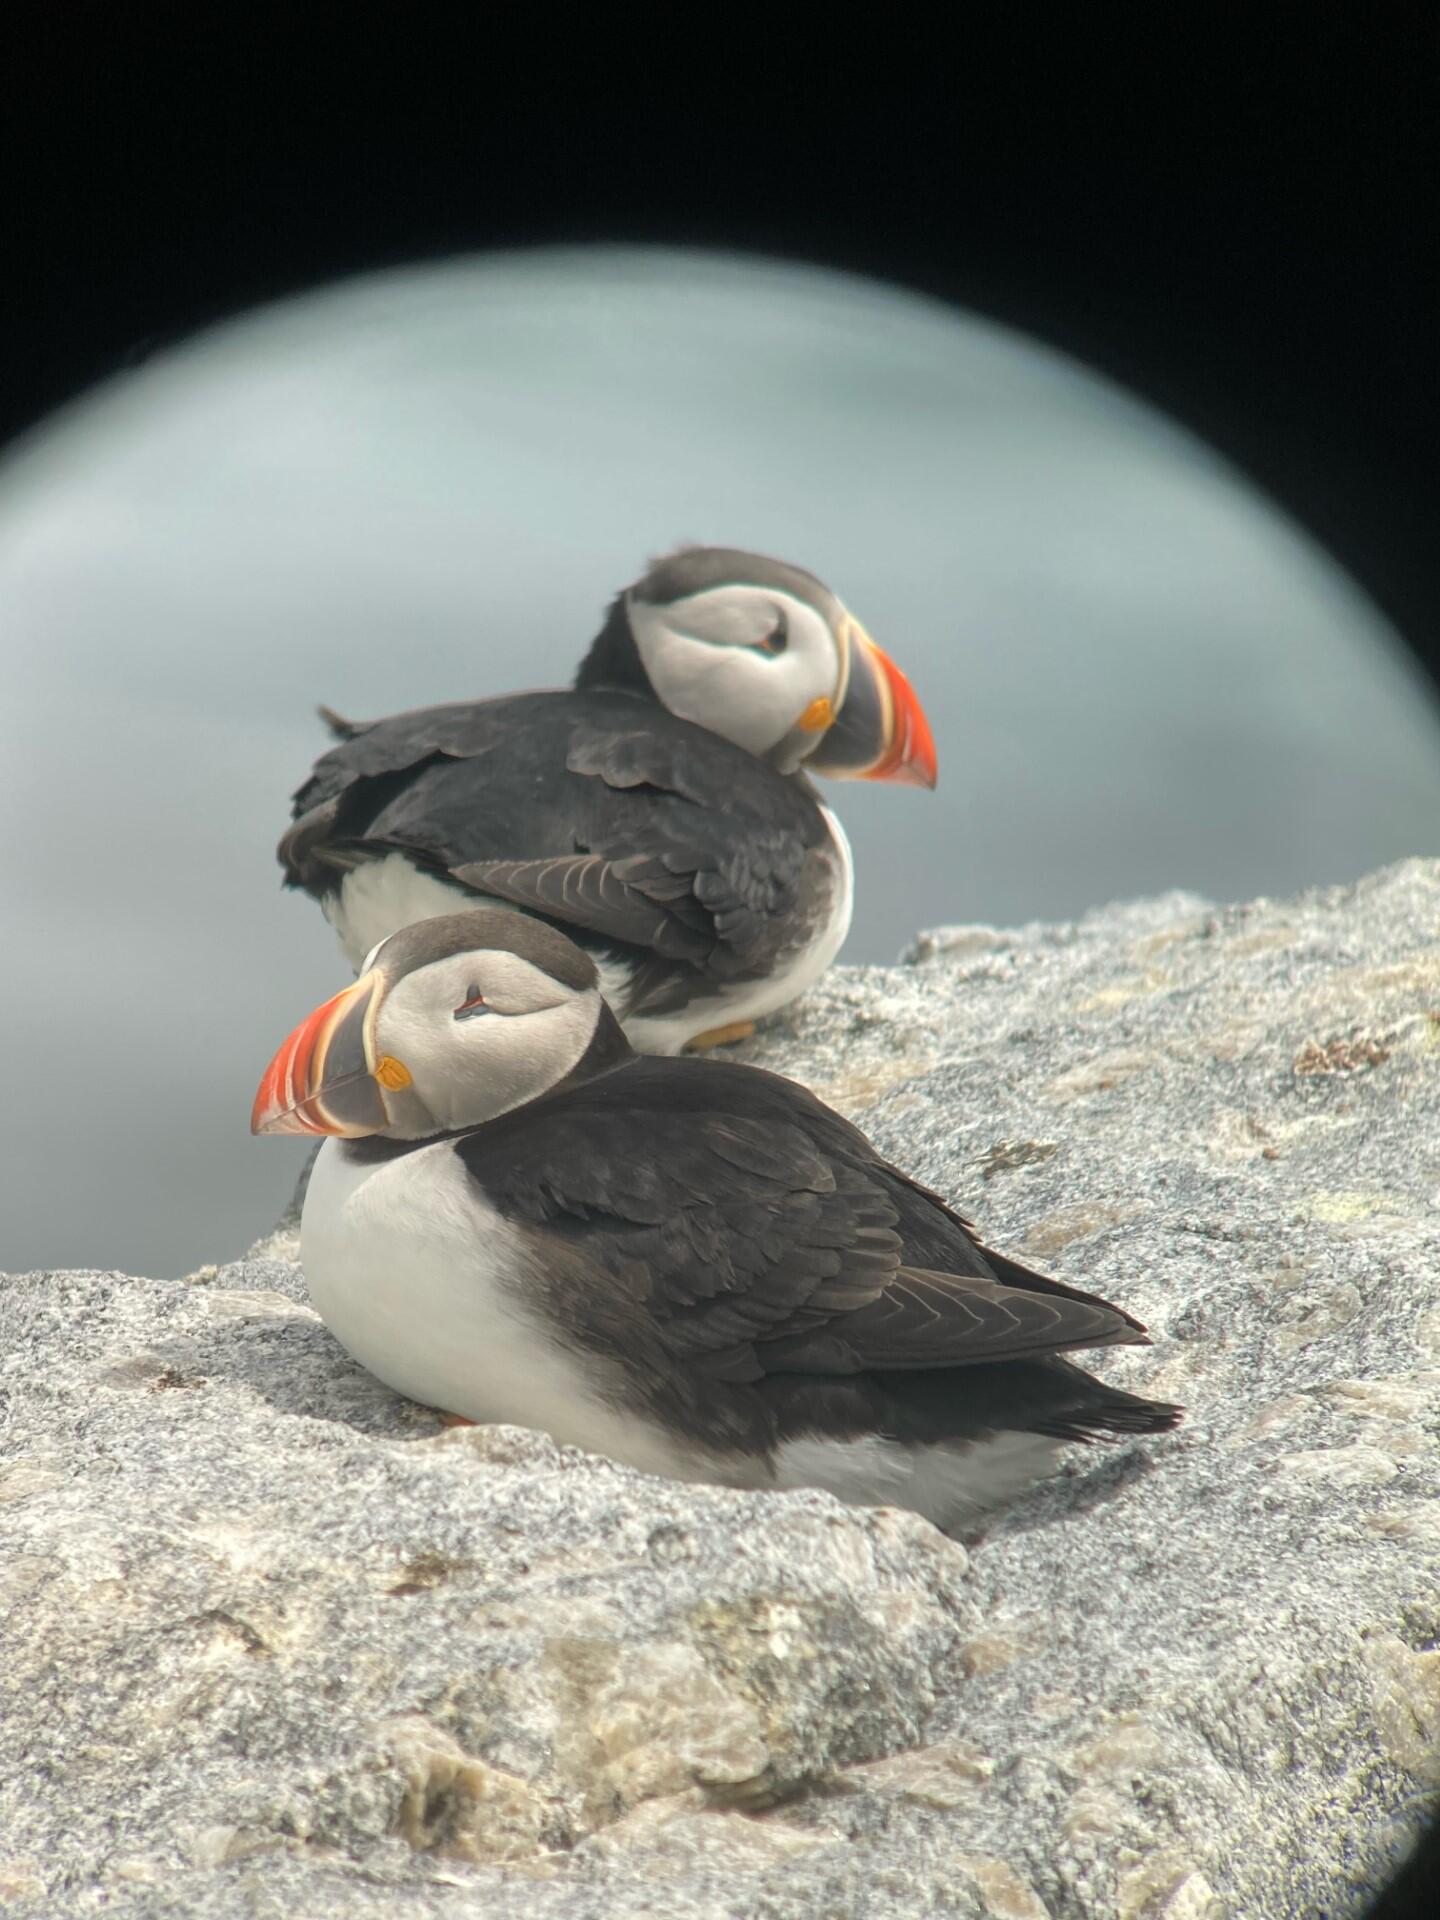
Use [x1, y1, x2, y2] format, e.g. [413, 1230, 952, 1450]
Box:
[280, 691, 829, 990]
[459, 1061, 1148, 1391]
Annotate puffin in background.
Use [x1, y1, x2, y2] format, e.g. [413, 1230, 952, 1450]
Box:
[252, 911, 1181, 1532]
[279, 547, 937, 1052]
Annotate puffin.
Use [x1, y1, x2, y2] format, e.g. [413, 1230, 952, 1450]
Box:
[251, 911, 1182, 1531]
[278, 546, 937, 1053]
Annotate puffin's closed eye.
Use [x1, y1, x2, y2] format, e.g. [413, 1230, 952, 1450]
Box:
[453, 984, 491, 1021]
[754, 610, 788, 656]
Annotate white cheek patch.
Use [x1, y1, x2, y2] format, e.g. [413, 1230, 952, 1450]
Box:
[382, 951, 570, 1040]
[630, 587, 839, 757]
[375, 957, 599, 1131]
[453, 950, 573, 1017]
[667, 595, 766, 649]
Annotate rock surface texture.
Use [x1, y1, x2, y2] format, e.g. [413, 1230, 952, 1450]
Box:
[5, 860, 1440, 1918]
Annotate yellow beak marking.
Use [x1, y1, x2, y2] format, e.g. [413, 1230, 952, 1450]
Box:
[798, 696, 834, 733]
[374, 1055, 413, 1091]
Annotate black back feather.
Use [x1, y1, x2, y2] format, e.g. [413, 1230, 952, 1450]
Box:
[452, 1056, 1183, 1451]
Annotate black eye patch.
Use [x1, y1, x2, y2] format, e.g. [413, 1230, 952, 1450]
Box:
[453, 984, 491, 1021]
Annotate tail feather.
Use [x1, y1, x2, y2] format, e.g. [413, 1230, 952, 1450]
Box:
[317, 703, 370, 741]
[1034, 1385, 1184, 1445]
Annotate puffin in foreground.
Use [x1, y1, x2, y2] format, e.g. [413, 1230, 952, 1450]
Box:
[252, 912, 1181, 1531]
[279, 546, 936, 1053]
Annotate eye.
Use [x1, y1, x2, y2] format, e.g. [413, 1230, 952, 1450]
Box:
[453, 983, 491, 1021]
[754, 609, 788, 656]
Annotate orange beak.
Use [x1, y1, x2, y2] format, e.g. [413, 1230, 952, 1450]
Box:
[862, 641, 938, 788]
[250, 976, 388, 1138]
[805, 623, 938, 789]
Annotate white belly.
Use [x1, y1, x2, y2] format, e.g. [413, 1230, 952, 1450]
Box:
[300, 1138, 715, 1482]
[324, 855, 477, 972]
[773, 1430, 1062, 1533]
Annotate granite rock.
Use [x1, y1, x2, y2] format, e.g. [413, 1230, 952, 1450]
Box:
[4, 860, 1440, 1917]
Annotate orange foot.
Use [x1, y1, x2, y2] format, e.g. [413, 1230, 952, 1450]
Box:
[438, 1411, 477, 1428]
[686, 1020, 756, 1052]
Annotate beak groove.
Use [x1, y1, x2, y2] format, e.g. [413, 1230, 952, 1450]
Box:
[805, 623, 938, 788]
[867, 643, 938, 789]
[251, 976, 388, 1138]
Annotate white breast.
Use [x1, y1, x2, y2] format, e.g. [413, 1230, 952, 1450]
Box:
[300, 1139, 716, 1482]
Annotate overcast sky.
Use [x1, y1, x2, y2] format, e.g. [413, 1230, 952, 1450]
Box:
[4, 247, 1437, 1277]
